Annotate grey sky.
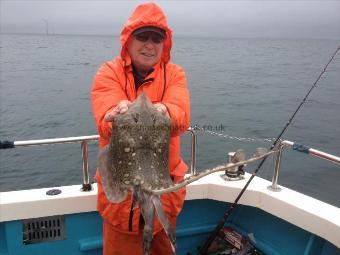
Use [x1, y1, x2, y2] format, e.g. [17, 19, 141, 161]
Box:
[1, 1, 340, 39]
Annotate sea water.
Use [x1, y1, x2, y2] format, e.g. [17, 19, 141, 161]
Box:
[0, 34, 339, 207]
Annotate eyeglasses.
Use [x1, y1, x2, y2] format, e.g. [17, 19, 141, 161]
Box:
[134, 32, 165, 44]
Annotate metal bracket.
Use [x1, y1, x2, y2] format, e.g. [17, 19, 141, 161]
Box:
[221, 150, 246, 181]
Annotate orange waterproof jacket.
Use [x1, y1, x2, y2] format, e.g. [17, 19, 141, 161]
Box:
[91, 2, 190, 235]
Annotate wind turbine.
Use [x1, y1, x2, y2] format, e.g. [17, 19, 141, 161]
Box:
[42, 19, 49, 35]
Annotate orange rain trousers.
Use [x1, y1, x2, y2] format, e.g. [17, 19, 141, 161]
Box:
[103, 218, 176, 255]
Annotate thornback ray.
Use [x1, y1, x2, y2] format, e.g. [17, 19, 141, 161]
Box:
[97, 92, 176, 255]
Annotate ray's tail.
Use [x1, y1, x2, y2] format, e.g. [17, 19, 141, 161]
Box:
[146, 149, 276, 195]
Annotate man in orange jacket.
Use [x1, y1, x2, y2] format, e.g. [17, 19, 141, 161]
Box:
[91, 2, 190, 255]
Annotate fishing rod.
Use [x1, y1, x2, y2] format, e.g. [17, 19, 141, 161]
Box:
[199, 44, 340, 255]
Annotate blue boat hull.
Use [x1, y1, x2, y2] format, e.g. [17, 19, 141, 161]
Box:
[1, 199, 339, 255]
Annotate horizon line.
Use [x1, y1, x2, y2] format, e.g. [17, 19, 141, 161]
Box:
[1, 32, 339, 41]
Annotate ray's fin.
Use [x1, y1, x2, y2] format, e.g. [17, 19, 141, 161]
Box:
[98, 145, 127, 203]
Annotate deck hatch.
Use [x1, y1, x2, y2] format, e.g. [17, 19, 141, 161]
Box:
[22, 215, 65, 244]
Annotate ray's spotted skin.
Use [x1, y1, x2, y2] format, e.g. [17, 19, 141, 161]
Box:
[98, 93, 176, 255]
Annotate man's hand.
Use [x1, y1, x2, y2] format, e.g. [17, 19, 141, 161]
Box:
[104, 100, 132, 122]
[154, 103, 170, 118]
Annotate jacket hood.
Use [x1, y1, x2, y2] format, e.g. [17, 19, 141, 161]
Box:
[120, 2, 172, 64]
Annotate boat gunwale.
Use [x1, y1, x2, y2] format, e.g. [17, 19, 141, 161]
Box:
[1, 172, 339, 248]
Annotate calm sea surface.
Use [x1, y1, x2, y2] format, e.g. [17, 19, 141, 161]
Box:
[0, 34, 339, 207]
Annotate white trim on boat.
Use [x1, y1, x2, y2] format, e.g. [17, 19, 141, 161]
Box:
[0, 172, 339, 248]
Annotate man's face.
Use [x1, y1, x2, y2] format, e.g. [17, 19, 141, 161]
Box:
[128, 31, 164, 73]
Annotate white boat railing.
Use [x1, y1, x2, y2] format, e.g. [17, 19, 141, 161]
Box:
[2, 132, 339, 193]
[267, 140, 340, 192]
[0, 130, 197, 191]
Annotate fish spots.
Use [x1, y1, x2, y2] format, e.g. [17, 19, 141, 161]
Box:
[123, 173, 130, 185]
[153, 153, 157, 157]
[158, 148, 162, 153]
[132, 152, 136, 157]
[124, 147, 130, 152]
[139, 136, 143, 140]
[128, 162, 132, 165]
[134, 176, 142, 185]
[118, 161, 122, 164]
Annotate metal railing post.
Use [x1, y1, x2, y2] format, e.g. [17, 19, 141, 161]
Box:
[267, 143, 284, 192]
[81, 141, 92, 191]
[186, 128, 197, 175]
